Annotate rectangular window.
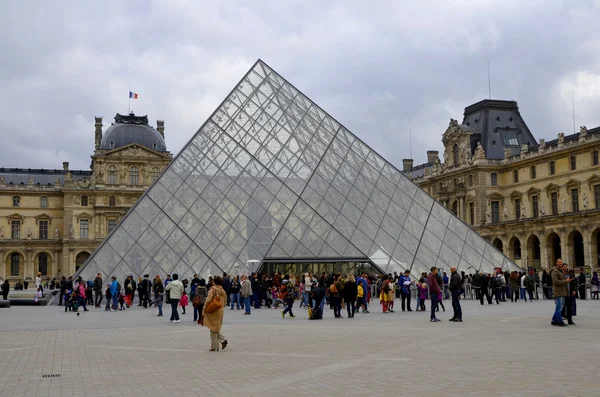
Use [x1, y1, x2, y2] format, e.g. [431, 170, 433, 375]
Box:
[80, 219, 89, 239]
[491, 201, 500, 224]
[108, 168, 118, 185]
[39, 220, 48, 240]
[109, 196, 116, 207]
[10, 254, 20, 276]
[595, 185, 600, 209]
[513, 170, 519, 183]
[491, 173, 497, 186]
[571, 189, 579, 212]
[531, 166, 536, 179]
[469, 202, 474, 225]
[549, 161, 555, 175]
[107, 219, 117, 235]
[40, 197, 48, 208]
[551, 192, 558, 215]
[571, 155, 577, 171]
[515, 199, 521, 220]
[81, 196, 88, 206]
[532, 195, 539, 218]
[594, 151, 599, 166]
[12, 196, 20, 207]
[11, 220, 20, 239]
[38, 253, 48, 276]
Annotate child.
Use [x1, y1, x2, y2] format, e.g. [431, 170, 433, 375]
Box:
[155, 292, 163, 317]
[118, 292, 126, 310]
[104, 285, 112, 311]
[270, 286, 279, 308]
[179, 292, 188, 315]
[437, 290, 445, 312]
[417, 282, 427, 312]
[356, 283, 364, 314]
[35, 287, 43, 302]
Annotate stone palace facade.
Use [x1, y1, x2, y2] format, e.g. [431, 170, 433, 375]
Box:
[405, 99, 600, 271]
[0, 113, 172, 283]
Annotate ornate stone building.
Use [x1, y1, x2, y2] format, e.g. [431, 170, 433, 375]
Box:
[0, 113, 172, 283]
[405, 99, 600, 271]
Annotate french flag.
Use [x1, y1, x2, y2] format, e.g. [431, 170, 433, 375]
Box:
[129, 91, 138, 99]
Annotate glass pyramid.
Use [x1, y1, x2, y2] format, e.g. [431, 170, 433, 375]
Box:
[76, 60, 517, 282]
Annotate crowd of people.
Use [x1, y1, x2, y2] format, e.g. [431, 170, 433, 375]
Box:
[47, 259, 598, 346]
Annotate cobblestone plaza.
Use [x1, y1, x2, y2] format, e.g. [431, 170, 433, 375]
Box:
[0, 300, 598, 397]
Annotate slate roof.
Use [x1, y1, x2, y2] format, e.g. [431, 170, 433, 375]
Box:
[100, 113, 167, 152]
[0, 168, 92, 186]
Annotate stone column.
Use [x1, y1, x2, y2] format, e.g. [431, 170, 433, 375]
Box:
[539, 233, 548, 269]
[584, 228, 593, 270]
[0, 250, 5, 280]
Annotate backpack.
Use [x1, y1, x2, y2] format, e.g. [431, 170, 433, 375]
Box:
[329, 283, 337, 293]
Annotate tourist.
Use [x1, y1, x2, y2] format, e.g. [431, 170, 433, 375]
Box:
[427, 267, 441, 322]
[165, 274, 184, 323]
[472, 271, 481, 300]
[139, 274, 151, 308]
[591, 271, 599, 300]
[164, 274, 171, 287]
[525, 271, 535, 302]
[104, 284, 111, 311]
[509, 271, 519, 302]
[386, 275, 395, 312]
[380, 275, 391, 313]
[240, 274, 252, 315]
[154, 276, 164, 316]
[568, 269, 578, 317]
[179, 291, 189, 315]
[1, 279, 9, 300]
[542, 269, 553, 299]
[77, 279, 89, 311]
[35, 287, 43, 302]
[304, 272, 312, 308]
[417, 281, 427, 311]
[443, 272, 449, 299]
[519, 272, 528, 302]
[281, 276, 295, 318]
[577, 269, 587, 300]
[110, 276, 119, 311]
[399, 270, 413, 311]
[124, 275, 135, 308]
[358, 273, 369, 313]
[449, 266, 462, 322]
[222, 272, 231, 306]
[36, 272, 43, 294]
[332, 274, 343, 318]
[93, 273, 103, 308]
[343, 274, 358, 318]
[479, 273, 491, 305]
[201, 276, 227, 352]
[229, 275, 241, 310]
[550, 259, 570, 327]
[194, 279, 208, 322]
[58, 276, 66, 306]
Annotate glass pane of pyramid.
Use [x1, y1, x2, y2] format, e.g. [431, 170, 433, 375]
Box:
[75, 59, 520, 281]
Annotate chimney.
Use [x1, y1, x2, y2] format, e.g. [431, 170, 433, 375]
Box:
[427, 150, 439, 164]
[402, 159, 414, 172]
[156, 120, 165, 137]
[94, 116, 103, 150]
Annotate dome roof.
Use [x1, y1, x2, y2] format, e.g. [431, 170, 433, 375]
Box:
[100, 113, 167, 152]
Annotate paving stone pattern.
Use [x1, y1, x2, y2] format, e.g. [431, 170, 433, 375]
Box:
[0, 299, 598, 397]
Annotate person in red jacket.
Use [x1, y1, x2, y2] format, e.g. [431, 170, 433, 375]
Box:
[427, 267, 441, 322]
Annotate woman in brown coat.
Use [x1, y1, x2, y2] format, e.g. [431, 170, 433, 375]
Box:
[202, 276, 228, 351]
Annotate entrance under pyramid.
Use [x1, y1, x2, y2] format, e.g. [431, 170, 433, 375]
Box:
[75, 60, 519, 282]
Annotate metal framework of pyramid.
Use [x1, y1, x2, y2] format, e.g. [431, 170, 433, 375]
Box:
[76, 59, 518, 282]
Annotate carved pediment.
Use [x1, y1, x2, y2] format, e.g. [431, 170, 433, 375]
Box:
[34, 213, 53, 225]
[487, 192, 504, 202]
[526, 187, 540, 196]
[509, 190, 522, 199]
[565, 178, 581, 189]
[100, 143, 168, 159]
[6, 213, 24, 223]
[586, 174, 600, 188]
[75, 212, 93, 222]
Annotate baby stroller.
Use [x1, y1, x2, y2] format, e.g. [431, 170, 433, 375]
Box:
[307, 306, 322, 320]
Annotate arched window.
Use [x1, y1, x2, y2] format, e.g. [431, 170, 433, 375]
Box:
[453, 144, 459, 166]
[151, 167, 161, 182]
[513, 239, 522, 259]
[129, 166, 139, 185]
[109, 196, 116, 207]
[38, 252, 48, 276]
[107, 166, 118, 185]
[491, 173, 497, 186]
[40, 196, 48, 208]
[10, 253, 20, 276]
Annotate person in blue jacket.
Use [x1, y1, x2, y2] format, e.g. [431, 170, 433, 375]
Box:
[110, 276, 119, 311]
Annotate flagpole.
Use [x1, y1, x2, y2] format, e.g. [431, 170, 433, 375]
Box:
[128, 86, 131, 114]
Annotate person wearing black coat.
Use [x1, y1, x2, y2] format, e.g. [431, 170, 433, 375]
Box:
[1, 280, 9, 300]
[59, 276, 67, 306]
[342, 275, 358, 318]
[577, 269, 587, 300]
[479, 274, 492, 305]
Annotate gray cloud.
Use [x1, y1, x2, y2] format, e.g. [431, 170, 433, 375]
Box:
[1, 0, 599, 170]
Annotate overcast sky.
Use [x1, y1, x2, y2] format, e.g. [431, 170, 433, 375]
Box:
[1, 0, 599, 171]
